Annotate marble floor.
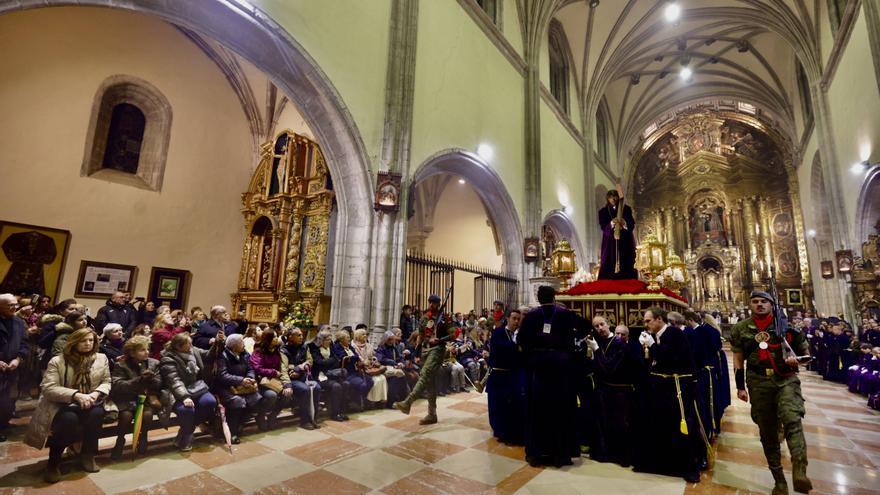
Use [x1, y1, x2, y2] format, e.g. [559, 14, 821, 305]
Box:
[1, 364, 879, 494]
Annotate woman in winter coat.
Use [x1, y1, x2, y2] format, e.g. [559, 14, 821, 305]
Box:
[215, 333, 263, 443]
[308, 328, 349, 421]
[160, 332, 219, 451]
[110, 335, 171, 459]
[250, 329, 291, 430]
[100, 323, 125, 370]
[150, 313, 186, 360]
[331, 330, 372, 411]
[25, 329, 110, 484]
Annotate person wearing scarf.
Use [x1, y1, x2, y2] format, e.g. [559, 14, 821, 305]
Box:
[307, 328, 349, 421]
[160, 332, 219, 451]
[730, 291, 812, 495]
[25, 328, 110, 483]
[215, 333, 262, 443]
[100, 323, 125, 371]
[279, 328, 322, 429]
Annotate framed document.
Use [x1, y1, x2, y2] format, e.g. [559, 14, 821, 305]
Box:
[75, 260, 137, 298]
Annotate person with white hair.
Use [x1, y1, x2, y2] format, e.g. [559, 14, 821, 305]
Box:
[0, 293, 29, 441]
[99, 323, 125, 370]
[193, 305, 237, 349]
[215, 333, 262, 443]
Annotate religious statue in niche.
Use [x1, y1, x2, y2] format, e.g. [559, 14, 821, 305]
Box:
[375, 171, 402, 213]
[689, 196, 728, 246]
[269, 134, 290, 196]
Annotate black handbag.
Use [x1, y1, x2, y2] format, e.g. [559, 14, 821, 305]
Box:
[325, 368, 347, 381]
[186, 379, 210, 399]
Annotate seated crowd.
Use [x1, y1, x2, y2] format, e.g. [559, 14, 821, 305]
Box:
[0, 292, 497, 484]
[798, 314, 880, 410]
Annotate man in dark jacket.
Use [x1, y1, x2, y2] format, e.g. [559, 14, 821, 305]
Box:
[193, 305, 238, 349]
[95, 291, 137, 337]
[0, 294, 29, 441]
[281, 328, 321, 430]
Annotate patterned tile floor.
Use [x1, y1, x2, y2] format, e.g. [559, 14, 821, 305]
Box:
[1, 362, 879, 494]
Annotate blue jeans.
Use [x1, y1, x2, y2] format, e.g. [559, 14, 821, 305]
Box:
[174, 393, 217, 444]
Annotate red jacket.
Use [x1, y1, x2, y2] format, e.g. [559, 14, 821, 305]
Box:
[150, 324, 186, 360]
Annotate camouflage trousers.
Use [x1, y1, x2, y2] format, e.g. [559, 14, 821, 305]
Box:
[402, 345, 445, 410]
[747, 372, 808, 470]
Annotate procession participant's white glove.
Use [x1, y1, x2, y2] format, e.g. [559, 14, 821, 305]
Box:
[587, 337, 599, 352]
[639, 331, 655, 347]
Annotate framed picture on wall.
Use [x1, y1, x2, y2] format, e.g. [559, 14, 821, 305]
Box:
[75, 260, 137, 298]
[786, 288, 803, 306]
[147, 267, 190, 310]
[0, 221, 71, 303]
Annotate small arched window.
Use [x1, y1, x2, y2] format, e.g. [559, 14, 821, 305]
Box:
[82, 75, 172, 191]
[548, 21, 570, 115]
[102, 103, 146, 174]
[796, 62, 813, 125]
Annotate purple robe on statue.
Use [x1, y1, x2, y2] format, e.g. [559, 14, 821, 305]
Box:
[598, 203, 637, 280]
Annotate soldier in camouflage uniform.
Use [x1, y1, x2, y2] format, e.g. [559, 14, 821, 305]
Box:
[393, 294, 451, 425]
[731, 291, 812, 495]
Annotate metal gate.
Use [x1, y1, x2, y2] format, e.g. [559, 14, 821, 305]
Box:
[404, 251, 518, 311]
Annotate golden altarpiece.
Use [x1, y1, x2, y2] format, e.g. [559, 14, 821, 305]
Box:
[232, 131, 334, 324]
[629, 103, 811, 312]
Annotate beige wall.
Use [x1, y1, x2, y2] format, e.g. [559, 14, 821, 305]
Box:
[423, 180, 502, 313]
[0, 8, 256, 311]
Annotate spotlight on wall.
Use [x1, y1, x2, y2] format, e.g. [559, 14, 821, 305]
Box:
[807, 228, 817, 238]
[850, 160, 869, 175]
[458, 178, 466, 185]
[477, 143, 494, 162]
[664, 2, 681, 22]
[679, 66, 693, 81]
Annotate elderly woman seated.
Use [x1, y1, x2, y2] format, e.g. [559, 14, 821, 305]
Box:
[280, 328, 322, 429]
[351, 328, 390, 408]
[308, 327, 349, 421]
[109, 335, 171, 459]
[25, 328, 110, 483]
[160, 332, 219, 451]
[250, 329, 290, 430]
[215, 334, 263, 443]
[99, 323, 125, 370]
[332, 330, 373, 411]
[376, 329, 411, 407]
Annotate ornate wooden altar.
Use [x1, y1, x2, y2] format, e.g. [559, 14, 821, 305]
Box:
[232, 131, 334, 324]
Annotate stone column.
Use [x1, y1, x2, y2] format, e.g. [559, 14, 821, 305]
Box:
[725, 208, 736, 246]
[370, 0, 420, 332]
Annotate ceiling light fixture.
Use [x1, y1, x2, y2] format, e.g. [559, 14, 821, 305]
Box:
[458, 178, 466, 185]
[477, 143, 494, 162]
[664, 2, 681, 22]
[630, 74, 641, 85]
[679, 66, 693, 81]
[736, 40, 750, 53]
[589, 0, 600, 8]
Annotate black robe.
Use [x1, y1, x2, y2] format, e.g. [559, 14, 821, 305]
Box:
[486, 325, 525, 445]
[633, 325, 702, 478]
[592, 334, 643, 466]
[598, 203, 637, 280]
[518, 303, 590, 465]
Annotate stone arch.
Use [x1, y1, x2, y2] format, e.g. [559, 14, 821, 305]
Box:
[856, 167, 880, 244]
[412, 149, 526, 301]
[543, 209, 586, 267]
[0, 1, 375, 326]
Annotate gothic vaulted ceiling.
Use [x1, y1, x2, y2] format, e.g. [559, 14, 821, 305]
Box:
[553, 0, 823, 175]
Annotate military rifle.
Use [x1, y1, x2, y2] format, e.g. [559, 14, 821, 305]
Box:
[768, 265, 811, 363]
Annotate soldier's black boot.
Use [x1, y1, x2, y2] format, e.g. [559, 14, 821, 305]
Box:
[792, 461, 812, 493]
[770, 466, 788, 495]
[419, 402, 437, 425]
[393, 400, 411, 415]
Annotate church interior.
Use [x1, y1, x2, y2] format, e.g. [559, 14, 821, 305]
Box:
[1, 0, 880, 493]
